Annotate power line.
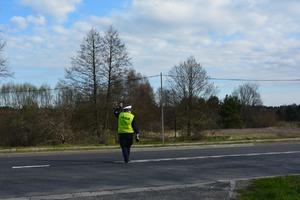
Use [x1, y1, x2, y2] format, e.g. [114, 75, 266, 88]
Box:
[0, 75, 161, 94]
[108, 74, 160, 86]
[164, 74, 300, 82]
[1, 74, 299, 94]
[208, 77, 300, 82]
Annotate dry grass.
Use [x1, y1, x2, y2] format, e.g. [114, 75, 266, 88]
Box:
[201, 127, 300, 141]
[141, 127, 300, 143]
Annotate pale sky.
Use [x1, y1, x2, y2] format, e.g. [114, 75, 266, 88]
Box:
[0, 0, 299, 106]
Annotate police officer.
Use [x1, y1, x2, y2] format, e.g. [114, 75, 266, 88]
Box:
[114, 104, 140, 163]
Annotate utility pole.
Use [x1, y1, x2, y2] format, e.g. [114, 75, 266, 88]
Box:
[160, 72, 165, 144]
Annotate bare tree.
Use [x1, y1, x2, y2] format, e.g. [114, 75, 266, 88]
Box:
[167, 56, 214, 136]
[0, 37, 12, 78]
[232, 82, 262, 106]
[63, 27, 130, 143]
[38, 84, 53, 108]
[64, 28, 103, 141]
[0, 83, 40, 108]
[100, 26, 131, 132]
[122, 69, 157, 130]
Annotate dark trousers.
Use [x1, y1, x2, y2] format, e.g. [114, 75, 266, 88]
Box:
[119, 134, 133, 163]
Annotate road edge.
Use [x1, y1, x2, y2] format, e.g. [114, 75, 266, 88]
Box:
[1, 137, 300, 155]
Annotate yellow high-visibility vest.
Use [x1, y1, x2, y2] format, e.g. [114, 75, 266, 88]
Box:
[118, 112, 134, 134]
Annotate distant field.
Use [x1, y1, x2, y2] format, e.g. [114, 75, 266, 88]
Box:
[1, 126, 300, 150]
[1, 127, 300, 153]
[141, 127, 300, 143]
[201, 127, 300, 141]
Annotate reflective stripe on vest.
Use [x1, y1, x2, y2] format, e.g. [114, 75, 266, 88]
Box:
[118, 112, 134, 134]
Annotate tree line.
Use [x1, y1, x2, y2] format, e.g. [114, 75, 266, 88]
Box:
[0, 27, 299, 147]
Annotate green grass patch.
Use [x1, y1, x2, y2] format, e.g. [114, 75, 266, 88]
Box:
[238, 176, 300, 200]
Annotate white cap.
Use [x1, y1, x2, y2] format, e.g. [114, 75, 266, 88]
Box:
[123, 105, 132, 110]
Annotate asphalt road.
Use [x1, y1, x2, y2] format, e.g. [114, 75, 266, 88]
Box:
[0, 142, 300, 199]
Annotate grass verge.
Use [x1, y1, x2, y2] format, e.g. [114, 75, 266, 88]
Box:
[1, 137, 300, 154]
[237, 175, 300, 200]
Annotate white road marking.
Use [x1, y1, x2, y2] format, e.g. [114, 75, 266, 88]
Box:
[218, 173, 300, 182]
[4, 175, 300, 200]
[1, 182, 215, 200]
[116, 150, 300, 163]
[12, 165, 50, 169]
